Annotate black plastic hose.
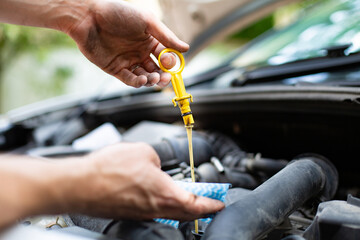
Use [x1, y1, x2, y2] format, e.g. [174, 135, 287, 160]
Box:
[151, 132, 213, 168]
[203, 156, 338, 240]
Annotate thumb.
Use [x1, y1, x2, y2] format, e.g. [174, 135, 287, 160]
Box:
[155, 172, 225, 220]
[168, 183, 225, 220]
[181, 192, 225, 219]
[146, 15, 189, 52]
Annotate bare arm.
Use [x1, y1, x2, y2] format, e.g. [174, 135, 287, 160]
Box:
[0, 0, 87, 31]
[0, 0, 189, 87]
[0, 143, 224, 232]
[0, 153, 92, 231]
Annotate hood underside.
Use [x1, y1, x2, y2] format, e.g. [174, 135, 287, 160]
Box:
[158, 0, 300, 60]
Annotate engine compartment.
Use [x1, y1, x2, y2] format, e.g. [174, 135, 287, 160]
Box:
[3, 86, 360, 240]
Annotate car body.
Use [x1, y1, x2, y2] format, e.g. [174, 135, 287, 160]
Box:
[1, 0, 360, 239]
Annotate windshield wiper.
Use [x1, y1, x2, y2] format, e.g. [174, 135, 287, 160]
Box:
[233, 44, 360, 86]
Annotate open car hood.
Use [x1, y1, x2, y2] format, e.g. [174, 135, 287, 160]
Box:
[158, 0, 300, 61]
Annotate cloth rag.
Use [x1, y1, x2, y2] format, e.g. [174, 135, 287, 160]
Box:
[154, 181, 231, 228]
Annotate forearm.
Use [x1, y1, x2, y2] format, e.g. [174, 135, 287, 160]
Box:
[0, 0, 91, 32]
[0, 155, 90, 232]
[0, 144, 225, 233]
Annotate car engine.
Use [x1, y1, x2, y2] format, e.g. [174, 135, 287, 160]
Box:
[2, 85, 360, 240]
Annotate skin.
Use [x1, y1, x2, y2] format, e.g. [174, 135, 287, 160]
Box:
[0, 0, 225, 232]
[0, 0, 189, 87]
[0, 143, 224, 232]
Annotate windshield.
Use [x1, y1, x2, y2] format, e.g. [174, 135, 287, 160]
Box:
[231, 0, 360, 69]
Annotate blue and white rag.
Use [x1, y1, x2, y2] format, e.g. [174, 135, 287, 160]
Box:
[154, 181, 231, 228]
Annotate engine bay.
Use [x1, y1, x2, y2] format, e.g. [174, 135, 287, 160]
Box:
[2, 86, 360, 240]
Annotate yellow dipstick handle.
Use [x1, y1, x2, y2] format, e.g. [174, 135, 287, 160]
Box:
[158, 48, 194, 126]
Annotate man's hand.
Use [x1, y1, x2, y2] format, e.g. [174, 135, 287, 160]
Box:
[0, 143, 224, 232]
[62, 143, 225, 220]
[0, 0, 189, 88]
[66, 0, 189, 88]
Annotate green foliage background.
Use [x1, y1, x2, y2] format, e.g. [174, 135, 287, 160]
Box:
[0, 25, 76, 113]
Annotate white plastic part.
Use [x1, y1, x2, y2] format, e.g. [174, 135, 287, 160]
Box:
[72, 123, 122, 151]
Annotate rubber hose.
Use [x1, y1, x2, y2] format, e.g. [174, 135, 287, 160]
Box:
[151, 132, 213, 167]
[203, 156, 338, 240]
[204, 131, 246, 160]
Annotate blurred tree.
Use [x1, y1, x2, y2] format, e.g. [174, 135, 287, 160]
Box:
[0, 24, 76, 112]
[229, 0, 324, 42]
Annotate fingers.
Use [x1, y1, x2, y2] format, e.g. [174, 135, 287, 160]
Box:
[151, 43, 177, 69]
[146, 13, 188, 75]
[143, 57, 160, 72]
[175, 190, 225, 220]
[158, 192, 225, 221]
[132, 66, 160, 86]
[157, 71, 172, 87]
[117, 65, 170, 88]
[140, 142, 161, 168]
[185, 195, 225, 218]
[146, 15, 189, 53]
[121, 142, 161, 168]
[117, 69, 148, 88]
[143, 56, 172, 87]
[117, 57, 172, 88]
[160, 52, 176, 70]
[153, 175, 225, 221]
[151, 42, 180, 73]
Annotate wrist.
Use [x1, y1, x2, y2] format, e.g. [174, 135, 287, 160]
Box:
[0, 158, 77, 225]
[0, 0, 92, 33]
[50, 0, 93, 34]
[11, 156, 94, 217]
